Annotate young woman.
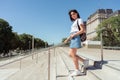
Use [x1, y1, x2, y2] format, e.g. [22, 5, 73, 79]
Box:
[64, 9, 88, 76]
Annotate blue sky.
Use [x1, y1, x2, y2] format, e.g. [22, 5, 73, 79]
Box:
[0, 0, 120, 44]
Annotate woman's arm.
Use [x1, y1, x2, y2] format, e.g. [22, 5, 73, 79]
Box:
[64, 36, 71, 43]
[64, 24, 85, 43]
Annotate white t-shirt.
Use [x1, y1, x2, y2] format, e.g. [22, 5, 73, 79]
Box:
[70, 18, 83, 33]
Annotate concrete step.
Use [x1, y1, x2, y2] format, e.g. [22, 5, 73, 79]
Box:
[50, 49, 57, 80]
[106, 61, 120, 71]
[93, 62, 119, 79]
[1, 47, 120, 80]
[89, 65, 120, 80]
[0, 69, 19, 80]
[6, 51, 49, 80]
[56, 50, 69, 80]
[76, 53, 120, 80]
[58, 48, 101, 80]
[61, 47, 120, 69]
[59, 47, 120, 80]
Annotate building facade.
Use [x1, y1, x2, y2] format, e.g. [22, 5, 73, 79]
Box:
[108, 10, 120, 17]
[86, 9, 113, 40]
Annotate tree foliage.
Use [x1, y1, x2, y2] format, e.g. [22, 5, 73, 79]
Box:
[0, 18, 48, 56]
[0, 19, 13, 55]
[96, 15, 120, 46]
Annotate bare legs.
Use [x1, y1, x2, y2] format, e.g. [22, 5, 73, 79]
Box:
[69, 48, 84, 70]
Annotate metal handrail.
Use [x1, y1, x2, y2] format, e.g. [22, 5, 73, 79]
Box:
[0, 52, 34, 68]
[0, 48, 49, 69]
[103, 46, 120, 50]
[53, 27, 105, 47]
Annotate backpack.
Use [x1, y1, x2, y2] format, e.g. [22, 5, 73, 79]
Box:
[77, 20, 87, 42]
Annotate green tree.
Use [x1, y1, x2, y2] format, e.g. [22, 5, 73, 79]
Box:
[10, 32, 20, 50]
[0, 18, 14, 56]
[96, 15, 120, 46]
[34, 38, 48, 48]
[18, 34, 48, 50]
[0, 18, 48, 56]
[19, 33, 32, 51]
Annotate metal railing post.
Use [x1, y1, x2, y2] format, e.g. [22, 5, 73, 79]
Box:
[54, 47, 55, 57]
[48, 47, 50, 80]
[32, 36, 34, 59]
[101, 32, 103, 61]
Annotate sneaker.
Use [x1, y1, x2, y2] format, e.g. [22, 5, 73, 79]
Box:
[83, 59, 89, 68]
[70, 70, 83, 76]
[68, 76, 73, 80]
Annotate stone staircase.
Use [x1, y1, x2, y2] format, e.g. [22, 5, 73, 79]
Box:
[0, 47, 120, 80]
[59, 47, 120, 80]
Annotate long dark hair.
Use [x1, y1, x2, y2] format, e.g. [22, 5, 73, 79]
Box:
[69, 9, 80, 21]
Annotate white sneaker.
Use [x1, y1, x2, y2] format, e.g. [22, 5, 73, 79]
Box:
[68, 76, 73, 80]
[70, 70, 83, 76]
[83, 59, 89, 68]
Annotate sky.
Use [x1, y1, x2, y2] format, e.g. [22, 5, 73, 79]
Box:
[0, 0, 120, 44]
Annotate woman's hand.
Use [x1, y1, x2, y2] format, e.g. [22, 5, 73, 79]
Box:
[70, 34, 75, 39]
[64, 36, 71, 43]
[64, 39, 68, 44]
[70, 33, 77, 40]
[64, 34, 76, 44]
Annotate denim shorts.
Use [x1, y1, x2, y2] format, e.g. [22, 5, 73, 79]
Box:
[70, 32, 81, 48]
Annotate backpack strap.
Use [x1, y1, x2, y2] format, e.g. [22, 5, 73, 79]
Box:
[77, 20, 80, 31]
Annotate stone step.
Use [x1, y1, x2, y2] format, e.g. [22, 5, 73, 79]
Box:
[1, 47, 120, 80]
[105, 61, 120, 71]
[57, 48, 101, 80]
[59, 47, 120, 80]
[76, 53, 120, 80]
[56, 50, 69, 80]
[90, 65, 120, 80]
[6, 51, 49, 80]
[0, 69, 19, 80]
[61, 47, 120, 69]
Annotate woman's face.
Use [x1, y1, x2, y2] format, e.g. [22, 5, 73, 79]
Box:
[70, 12, 78, 20]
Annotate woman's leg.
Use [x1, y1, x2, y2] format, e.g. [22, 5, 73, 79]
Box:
[69, 48, 85, 69]
[76, 55, 84, 62]
[69, 48, 79, 70]
[69, 50, 84, 62]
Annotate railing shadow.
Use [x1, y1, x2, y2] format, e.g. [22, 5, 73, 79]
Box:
[87, 60, 108, 70]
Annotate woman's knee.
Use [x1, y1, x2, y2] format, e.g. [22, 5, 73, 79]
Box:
[69, 48, 77, 56]
[69, 52, 76, 58]
[69, 49, 75, 56]
[69, 53, 72, 57]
